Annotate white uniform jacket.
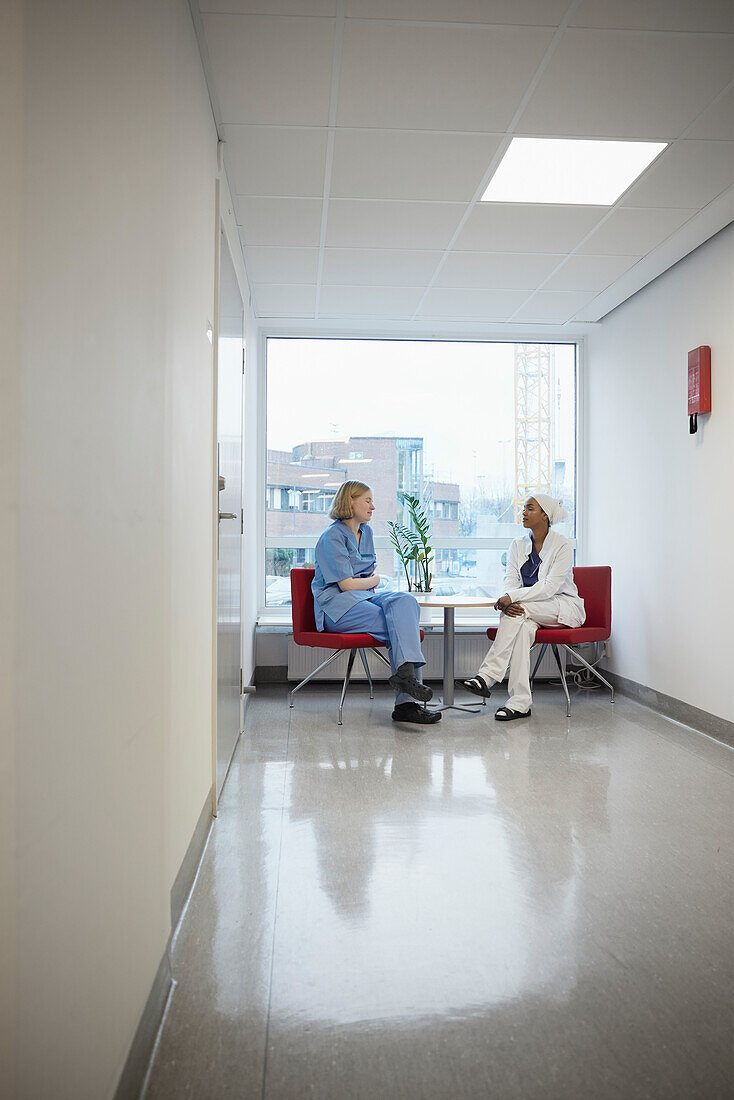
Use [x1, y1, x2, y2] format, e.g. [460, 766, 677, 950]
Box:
[503, 529, 585, 628]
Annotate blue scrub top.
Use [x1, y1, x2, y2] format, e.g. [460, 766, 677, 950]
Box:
[520, 537, 542, 587]
[312, 521, 377, 630]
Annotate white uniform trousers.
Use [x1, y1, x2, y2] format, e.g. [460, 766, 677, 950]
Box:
[477, 598, 567, 713]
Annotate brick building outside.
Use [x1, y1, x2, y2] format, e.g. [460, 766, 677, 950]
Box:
[266, 436, 460, 591]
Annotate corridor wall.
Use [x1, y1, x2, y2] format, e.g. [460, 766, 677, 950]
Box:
[0, 2, 22, 1093]
[585, 221, 733, 725]
[9, 1, 236, 1095]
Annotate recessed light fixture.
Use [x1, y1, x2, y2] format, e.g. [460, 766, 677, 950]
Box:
[480, 138, 667, 206]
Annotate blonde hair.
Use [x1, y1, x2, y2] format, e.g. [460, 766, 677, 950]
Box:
[330, 480, 371, 521]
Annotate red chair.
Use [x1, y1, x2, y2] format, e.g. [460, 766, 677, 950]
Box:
[289, 568, 425, 725]
[485, 565, 613, 718]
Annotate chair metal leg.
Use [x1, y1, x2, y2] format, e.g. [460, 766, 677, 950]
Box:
[338, 649, 357, 725]
[551, 644, 571, 718]
[530, 642, 547, 685]
[289, 649, 342, 708]
[561, 644, 615, 703]
[358, 649, 374, 699]
[370, 647, 392, 669]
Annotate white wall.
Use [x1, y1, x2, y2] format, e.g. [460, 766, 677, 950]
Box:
[242, 311, 260, 688]
[13, 1, 225, 1095]
[585, 221, 734, 723]
[0, 2, 22, 1092]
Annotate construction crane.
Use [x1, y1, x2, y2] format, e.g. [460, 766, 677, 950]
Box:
[513, 344, 554, 522]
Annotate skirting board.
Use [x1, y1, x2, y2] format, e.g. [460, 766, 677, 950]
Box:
[113, 950, 172, 1100]
[605, 670, 734, 748]
[114, 788, 214, 1100]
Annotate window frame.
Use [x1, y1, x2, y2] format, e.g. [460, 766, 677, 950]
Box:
[258, 332, 585, 624]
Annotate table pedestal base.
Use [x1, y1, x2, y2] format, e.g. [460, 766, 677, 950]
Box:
[430, 700, 485, 715]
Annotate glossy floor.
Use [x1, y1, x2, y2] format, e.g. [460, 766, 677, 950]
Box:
[143, 684, 734, 1100]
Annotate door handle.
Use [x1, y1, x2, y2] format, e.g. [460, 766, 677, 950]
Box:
[219, 512, 237, 520]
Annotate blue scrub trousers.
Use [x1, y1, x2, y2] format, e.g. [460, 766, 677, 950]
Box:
[324, 590, 425, 706]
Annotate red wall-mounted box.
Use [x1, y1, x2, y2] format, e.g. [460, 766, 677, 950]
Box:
[688, 346, 711, 416]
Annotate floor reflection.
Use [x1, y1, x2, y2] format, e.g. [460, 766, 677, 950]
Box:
[274, 720, 612, 1021]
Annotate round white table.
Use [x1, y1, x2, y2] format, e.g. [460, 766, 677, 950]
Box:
[413, 594, 498, 714]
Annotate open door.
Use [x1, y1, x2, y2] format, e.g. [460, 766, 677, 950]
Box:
[215, 228, 244, 795]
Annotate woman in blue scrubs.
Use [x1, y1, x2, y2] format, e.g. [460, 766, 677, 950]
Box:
[313, 481, 441, 725]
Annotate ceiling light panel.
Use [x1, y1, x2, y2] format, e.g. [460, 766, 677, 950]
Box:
[481, 138, 667, 205]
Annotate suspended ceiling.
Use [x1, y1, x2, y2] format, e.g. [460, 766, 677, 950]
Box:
[192, 0, 734, 326]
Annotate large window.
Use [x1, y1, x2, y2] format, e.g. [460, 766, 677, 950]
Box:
[265, 340, 577, 610]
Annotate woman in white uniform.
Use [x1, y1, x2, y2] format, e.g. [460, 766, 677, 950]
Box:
[460, 494, 585, 721]
[313, 481, 441, 726]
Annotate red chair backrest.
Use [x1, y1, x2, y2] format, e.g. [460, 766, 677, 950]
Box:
[572, 566, 611, 634]
[290, 568, 317, 642]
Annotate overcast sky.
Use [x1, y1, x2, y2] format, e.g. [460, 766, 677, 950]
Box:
[265, 339, 576, 497]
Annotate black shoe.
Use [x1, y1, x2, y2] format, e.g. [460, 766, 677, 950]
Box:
[388, 662, 433, 702]
[494, 706, 531, 722]
[392, 702, 442, 725]
[458, 675, 492, 699]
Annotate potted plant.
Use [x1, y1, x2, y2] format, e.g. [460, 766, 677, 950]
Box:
[387, 493, 434, 592]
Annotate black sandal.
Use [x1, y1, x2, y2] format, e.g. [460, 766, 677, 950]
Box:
[494, 706, 531, 722]
[458, 675, 492, 699]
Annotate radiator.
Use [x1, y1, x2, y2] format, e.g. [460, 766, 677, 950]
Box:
[288, 632, 566, 682]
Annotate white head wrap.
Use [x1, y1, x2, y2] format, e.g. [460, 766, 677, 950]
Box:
[529, 493, 569, 526]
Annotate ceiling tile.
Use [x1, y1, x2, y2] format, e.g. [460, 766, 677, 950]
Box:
[577, 206, 696, 253]
[325, 200, 464, 249]
[337, 22, 553, 130]
[687, 86, 734, 140]
[345, 0, 568, 24]
[455, 204, 604, 252]
[330, 130, 501, 201]
[236, 198, 323, 246]
[418, 288, 531, 320]
[222, 126, 327, 197]
[542, 253, 639, 292]
[245, 247, 319, 284]
[570, 0, 734, 32]
[321, 248, 443, 285]
[318, 285, 424, 317]
[519, 30, 734, 138]
[511, 290, 593, 322]
[200, 1, 335, 11]
[436, 251, 562, 289]
[202, 15, 334, 125]
[253, 284, 316, 316]
[623, 140, 734, 208]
